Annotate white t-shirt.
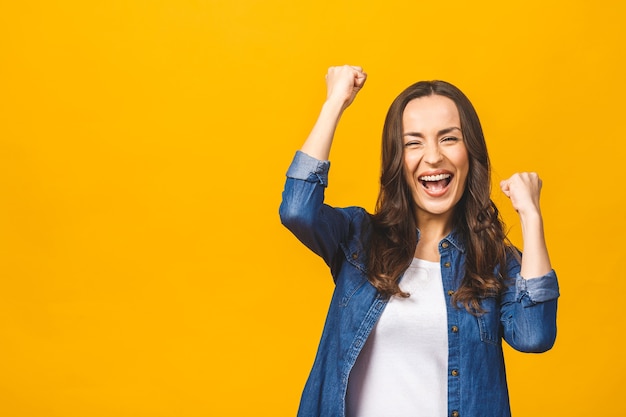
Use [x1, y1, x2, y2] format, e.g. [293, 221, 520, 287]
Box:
[346, 258, 448, 417]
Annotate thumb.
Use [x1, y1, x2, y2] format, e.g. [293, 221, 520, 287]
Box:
[500, 180, 511, 197]
[355, 72, 367, 88]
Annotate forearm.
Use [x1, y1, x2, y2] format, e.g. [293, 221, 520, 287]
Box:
[500, 172, 552, 279]
[519, 211, 552, 279]
[300, 99, 346, 161]
[299, 65, 367, 160]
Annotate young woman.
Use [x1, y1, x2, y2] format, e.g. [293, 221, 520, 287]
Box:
[279, 65, 559, 417]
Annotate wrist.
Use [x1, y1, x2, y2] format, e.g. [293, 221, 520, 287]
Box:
[518, 207, 542, 223]
[322, 97, 349, 115]
[519, 210, 545, 238]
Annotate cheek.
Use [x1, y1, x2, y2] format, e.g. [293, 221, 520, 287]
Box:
[457, 160, 470, 194]
[403, 153, 419, 173]
[458, 172, 469, 193]
[401, 157, 418, 192]
[451, 148, 470, 176]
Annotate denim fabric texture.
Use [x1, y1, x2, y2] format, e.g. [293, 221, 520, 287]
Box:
[279, 151, 559, 417]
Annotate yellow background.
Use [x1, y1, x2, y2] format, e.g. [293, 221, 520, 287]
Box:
[1, 0, 624, 415]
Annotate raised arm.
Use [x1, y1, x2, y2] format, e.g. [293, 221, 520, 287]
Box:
[279, 66, 368, 268]
[500, 172, 552, 279]
[300, 65, 367, 160]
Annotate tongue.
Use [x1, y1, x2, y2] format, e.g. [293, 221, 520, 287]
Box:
[425, 179, 448, 191]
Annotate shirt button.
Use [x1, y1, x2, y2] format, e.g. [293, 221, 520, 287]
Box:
[451, 326, 459, 333]
[351, 252, 358, 260]
[451, 411, 459, 417]
[444, 262, 451, 268]
[451, 369, 459, 377]
[447, 290, 455, 296]
[442, 242, 449, 249]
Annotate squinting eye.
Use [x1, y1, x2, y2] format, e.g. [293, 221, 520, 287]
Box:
[442, 136, 459, 142]
[404, 141, 422, 148]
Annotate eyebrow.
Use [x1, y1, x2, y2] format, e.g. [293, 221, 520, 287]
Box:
[403, 126, 462, 138]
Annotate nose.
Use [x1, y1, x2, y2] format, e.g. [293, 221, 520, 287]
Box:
[423, 142, 443, 165]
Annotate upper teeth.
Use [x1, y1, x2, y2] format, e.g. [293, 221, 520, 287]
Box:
[419, 174, 451, 181]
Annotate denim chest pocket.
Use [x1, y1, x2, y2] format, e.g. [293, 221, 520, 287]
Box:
[477, 297, 501, 345]
[339, 276, 368, 307]
[338, 243, 369, 307]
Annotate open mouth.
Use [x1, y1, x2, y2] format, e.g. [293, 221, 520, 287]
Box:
[419, 173, 452, 191]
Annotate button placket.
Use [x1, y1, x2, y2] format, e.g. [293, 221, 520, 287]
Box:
[441, 248, 460, 417]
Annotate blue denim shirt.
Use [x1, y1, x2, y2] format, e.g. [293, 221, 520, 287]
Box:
[279, 151, 559, 417]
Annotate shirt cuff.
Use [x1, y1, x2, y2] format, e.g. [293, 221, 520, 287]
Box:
[515, 269, 560, 306]
[285, 151, 331, 186]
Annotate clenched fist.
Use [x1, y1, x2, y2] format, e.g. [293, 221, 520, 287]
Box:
[500, 172, 543, 217]
[325, 65, 367, 111]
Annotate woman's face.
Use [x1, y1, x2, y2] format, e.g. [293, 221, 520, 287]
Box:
[402, 95, 469, 224]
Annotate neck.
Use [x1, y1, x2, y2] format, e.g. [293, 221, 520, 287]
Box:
[416, 212, 454, 242]
[413, 212, 454, 262]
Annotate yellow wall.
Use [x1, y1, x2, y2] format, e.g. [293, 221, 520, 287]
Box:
[1, 0, 624, 415]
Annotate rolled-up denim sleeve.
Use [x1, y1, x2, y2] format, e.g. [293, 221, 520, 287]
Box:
[515, 270, 560, 307]
[501, 261, 560, 353]
[285, 151, 330, 185]
[279, 151, 352, 269]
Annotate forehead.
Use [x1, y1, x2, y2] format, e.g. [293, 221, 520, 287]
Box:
[402, 95, 460, 132]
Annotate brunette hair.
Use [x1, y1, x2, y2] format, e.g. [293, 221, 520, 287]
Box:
[367, 80, 511, 313]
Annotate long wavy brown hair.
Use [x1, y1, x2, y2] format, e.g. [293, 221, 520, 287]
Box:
[367, 80, 512, 313]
